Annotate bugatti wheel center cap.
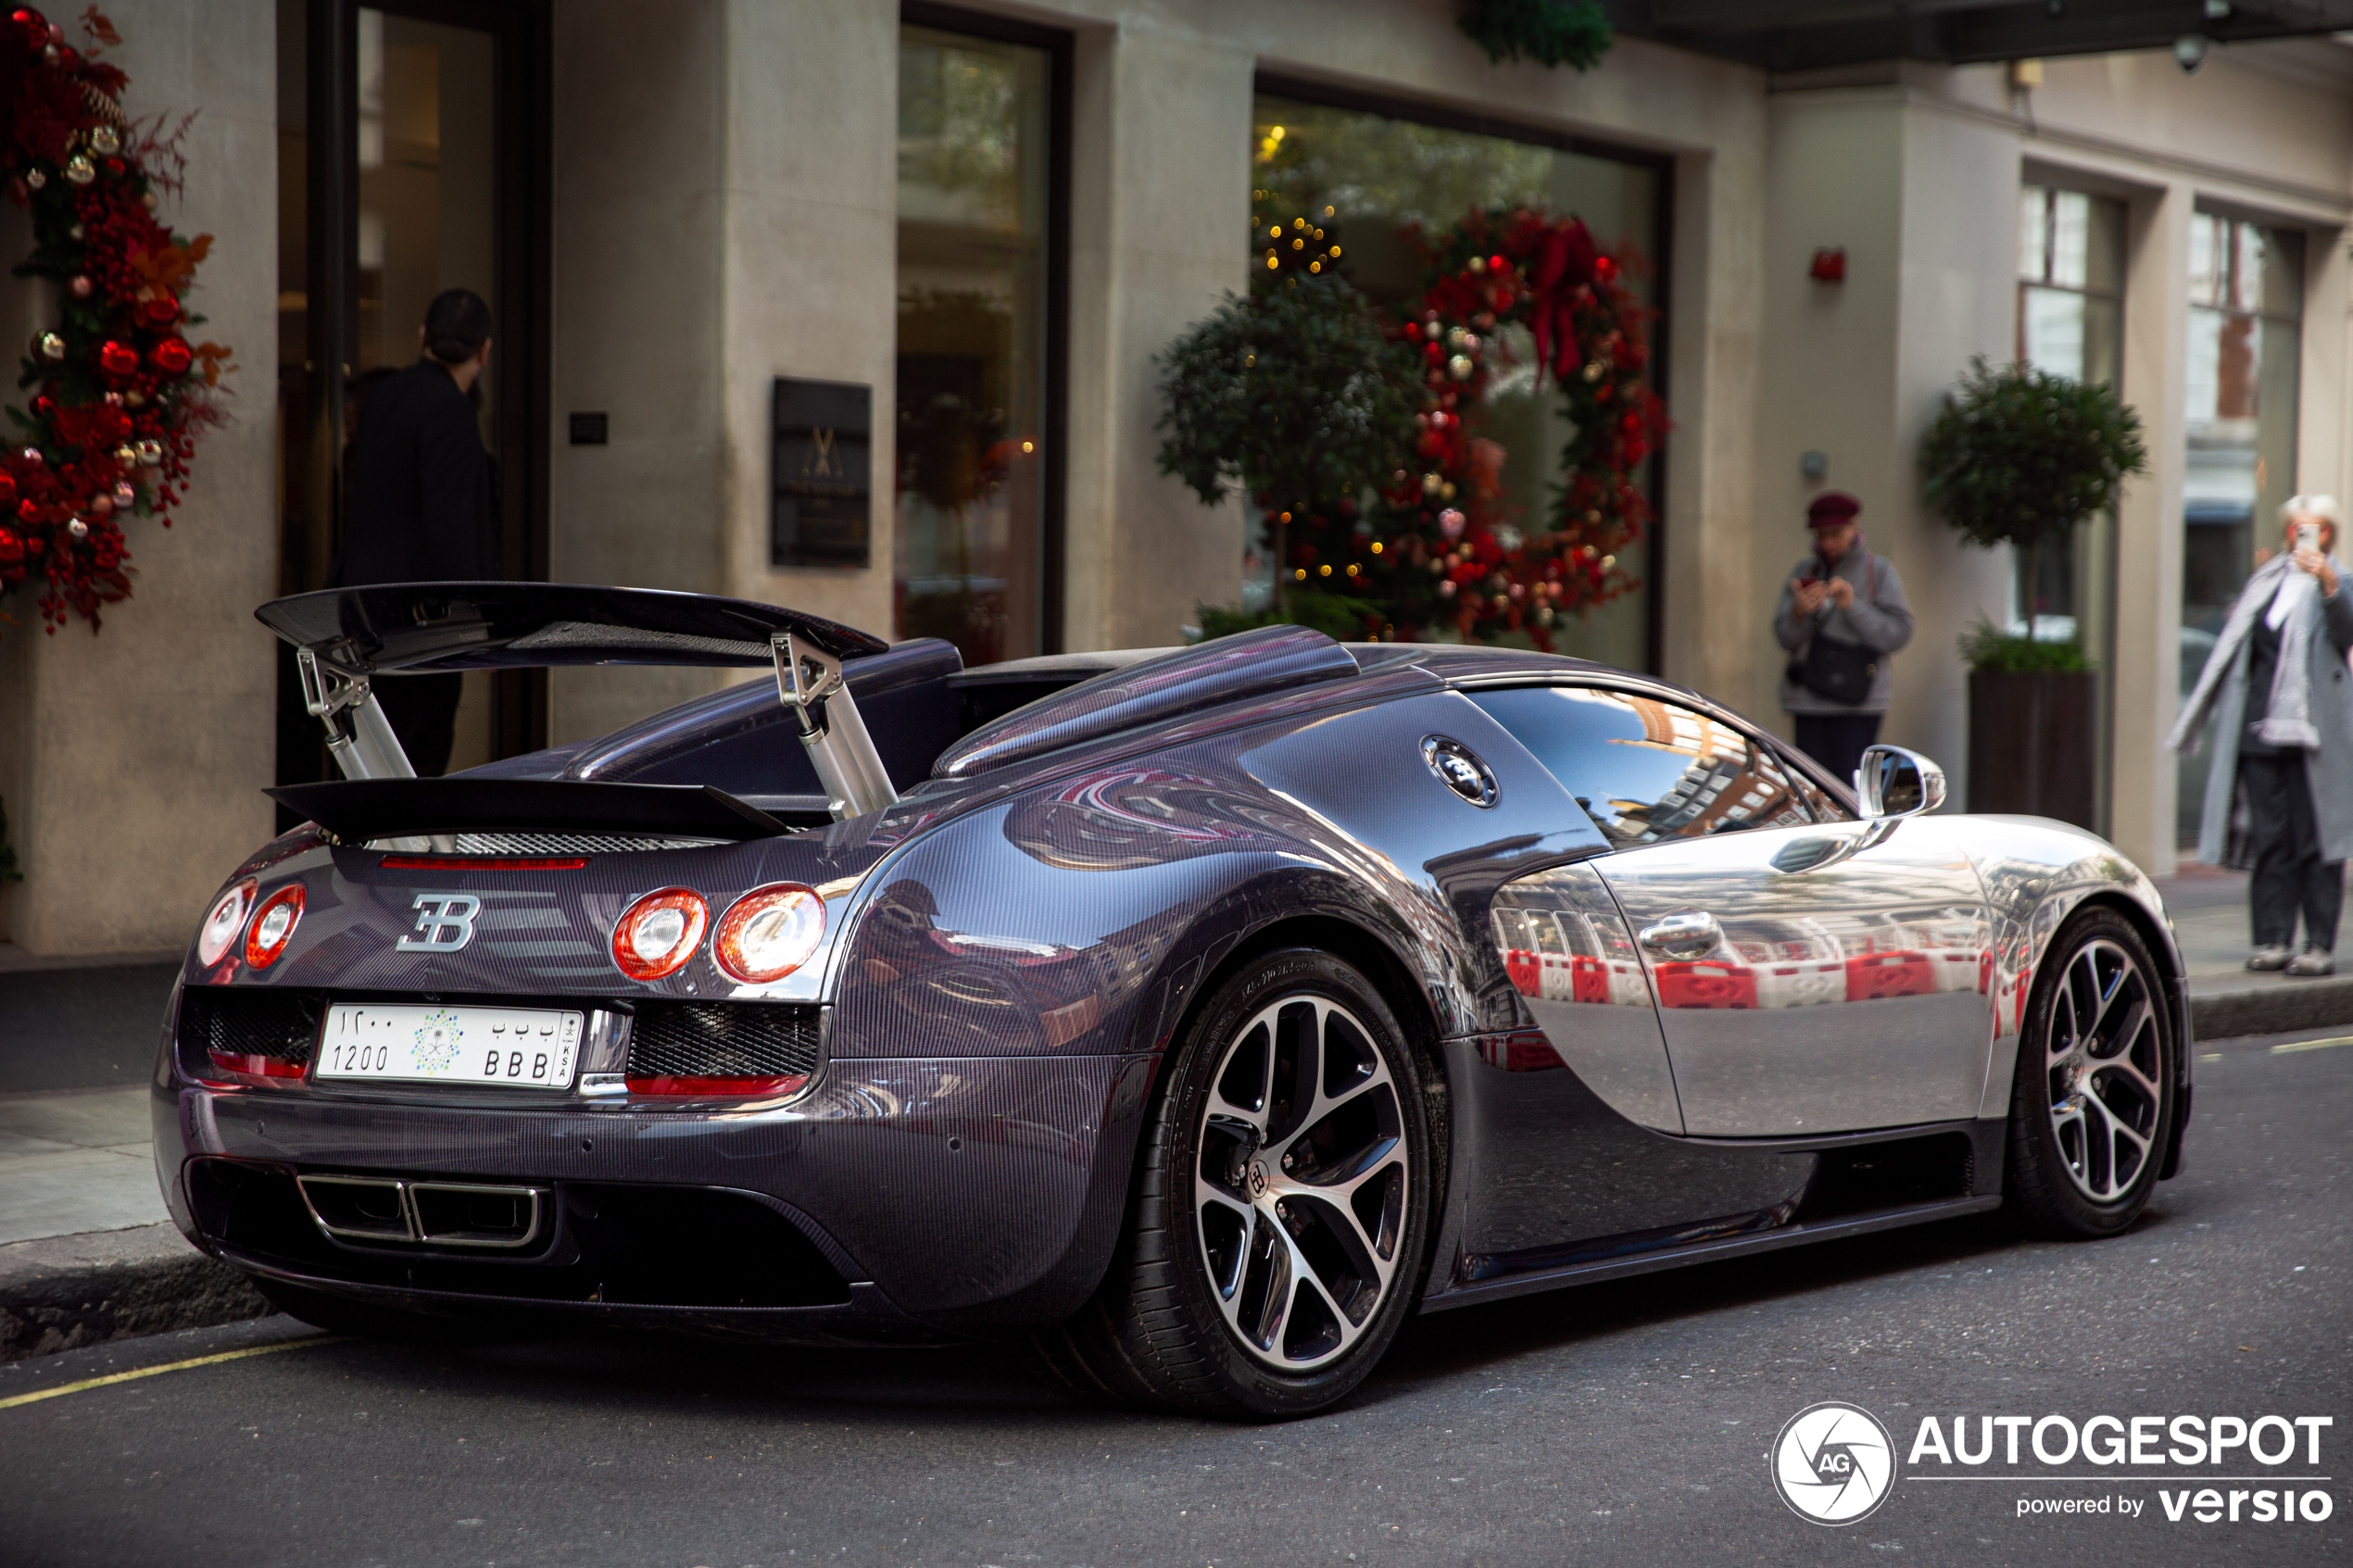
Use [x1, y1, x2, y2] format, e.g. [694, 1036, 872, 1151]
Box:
[1248, 1159, 1272, 1199]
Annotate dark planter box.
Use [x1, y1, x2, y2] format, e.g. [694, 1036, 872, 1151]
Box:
[1967, 669, 2097, 830]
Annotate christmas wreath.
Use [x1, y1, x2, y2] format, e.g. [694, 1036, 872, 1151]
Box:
[0, 6, 228, 633]
[1247, 204, 1667, 648]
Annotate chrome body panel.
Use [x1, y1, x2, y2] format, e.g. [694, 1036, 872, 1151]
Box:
[1592, 817, 1994, 1137]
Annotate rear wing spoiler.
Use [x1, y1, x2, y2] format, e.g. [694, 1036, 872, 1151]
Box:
[257, 583, 901, 820]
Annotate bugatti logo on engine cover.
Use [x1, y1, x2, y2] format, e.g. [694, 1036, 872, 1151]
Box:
[397, 893, 482, 953]
[1421, 735, 1498, 808]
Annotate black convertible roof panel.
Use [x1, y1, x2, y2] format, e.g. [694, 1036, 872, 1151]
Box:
[266, 778, 805, 842]
[934, 623, 1362, 779]
[255, 582, 889, 675]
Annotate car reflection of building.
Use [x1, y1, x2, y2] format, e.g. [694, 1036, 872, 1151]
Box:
[1494, 892, 1992, 1013]
[1593, 698, 1817, 844]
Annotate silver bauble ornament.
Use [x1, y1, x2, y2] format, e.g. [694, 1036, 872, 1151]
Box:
[89, 127, 119, 156]
[22, 168, 43, 190]
[37, 332, 64, 361]
[65, 517, 86, 539]
[133, 439, 163, 466]
[63, 155, 93, 186]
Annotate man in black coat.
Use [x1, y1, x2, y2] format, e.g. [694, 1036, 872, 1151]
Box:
[332, 288, 499, 775]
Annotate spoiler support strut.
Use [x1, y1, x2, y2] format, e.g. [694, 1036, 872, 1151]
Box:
[773, 632, 898, 821]
[296, 646, 417, 781]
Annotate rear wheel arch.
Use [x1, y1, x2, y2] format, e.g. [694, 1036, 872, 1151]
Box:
[1164, 909, 1453, 1194]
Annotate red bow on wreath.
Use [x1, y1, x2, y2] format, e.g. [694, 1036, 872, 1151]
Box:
[0, 5, 230, 633]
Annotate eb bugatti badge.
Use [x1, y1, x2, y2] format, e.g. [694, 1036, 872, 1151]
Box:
[1421, 735, 1498, 808]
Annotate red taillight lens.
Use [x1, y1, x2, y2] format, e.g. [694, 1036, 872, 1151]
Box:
[624, 1073, 809, 1098]
[611, 888, 709, 980]
[713, 884, 825, 983]
[205, 1051, 308, 1085]
[243, 885, 306, 969]
[196, 879, 256, 966]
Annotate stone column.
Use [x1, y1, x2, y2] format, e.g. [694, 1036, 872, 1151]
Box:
[1755, 75, 2020, 797]
[1062, 20, 1252, 653]
[0, 0, 279, 953]
[2108, 182, 2192, 876]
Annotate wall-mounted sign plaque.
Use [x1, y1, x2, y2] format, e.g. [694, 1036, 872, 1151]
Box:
[771, 378, 871, 569]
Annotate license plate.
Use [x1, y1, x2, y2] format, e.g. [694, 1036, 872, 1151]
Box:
[316, 1003, 583, 1089]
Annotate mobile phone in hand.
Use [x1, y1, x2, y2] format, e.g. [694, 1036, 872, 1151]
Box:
[2296, 521, 2321, 555]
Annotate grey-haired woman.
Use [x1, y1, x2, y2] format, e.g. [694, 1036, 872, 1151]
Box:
[2171, 495, 2353, 975]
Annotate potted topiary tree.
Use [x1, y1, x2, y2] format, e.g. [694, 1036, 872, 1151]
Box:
[1919, 357, 2146, 828]
[1155, 273, 1418, 633]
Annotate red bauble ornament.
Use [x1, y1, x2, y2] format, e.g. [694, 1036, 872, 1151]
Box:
[0, 473, 18, 508]
[97, 339, 138, 377]
[149, 338, 192, 376]
[16, 496, 37, 522]
[30, 391, 52, 420]
[138, 295, 176, 326]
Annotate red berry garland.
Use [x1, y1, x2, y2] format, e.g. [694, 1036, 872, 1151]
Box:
[0, 6, 230, 633]
[1253, 202, 1667, 649]
[1365, 208, 1667, 647]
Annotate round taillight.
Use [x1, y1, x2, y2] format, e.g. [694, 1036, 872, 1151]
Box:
[244, 884, 306, 969]
[196, 879, 256, 966]
[612, 887, 709, 980]
[714, 884, 825, 983]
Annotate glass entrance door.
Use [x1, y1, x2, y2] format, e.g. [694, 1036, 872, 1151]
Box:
[275, 0, 545, 803]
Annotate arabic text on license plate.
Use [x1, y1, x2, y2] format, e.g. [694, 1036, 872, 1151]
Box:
[317, 1004, 582, 1088]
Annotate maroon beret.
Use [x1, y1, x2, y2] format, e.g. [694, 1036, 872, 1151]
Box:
[1806, 491, 1861, 527]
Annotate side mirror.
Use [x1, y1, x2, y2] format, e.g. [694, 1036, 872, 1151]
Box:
[1856, 745, 1946, 819]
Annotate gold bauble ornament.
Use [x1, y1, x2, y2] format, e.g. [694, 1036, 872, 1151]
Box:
[63, 154, 93, 185]
[89, 127, 119, 156]
[134, 439, 163, 465]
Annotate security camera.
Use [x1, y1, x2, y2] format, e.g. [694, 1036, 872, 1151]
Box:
[2173, 32, 2209, 73]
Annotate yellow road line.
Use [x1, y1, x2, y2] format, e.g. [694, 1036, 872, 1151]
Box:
[0, 1335, 342, 1411]
[2271, 1035, 2353, 1055]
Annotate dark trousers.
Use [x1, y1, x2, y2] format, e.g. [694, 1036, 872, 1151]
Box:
[2239, 751, 2345, 952]
[1794, 712, 1882, 792]
[373, 672, 464, 777]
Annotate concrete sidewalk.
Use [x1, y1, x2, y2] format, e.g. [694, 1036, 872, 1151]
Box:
[4, 867, 2351, 1362]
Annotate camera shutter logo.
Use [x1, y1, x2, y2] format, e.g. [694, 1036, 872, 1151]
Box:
[396, 894, 482, 953]
[1771, 1401, 1897, 1524]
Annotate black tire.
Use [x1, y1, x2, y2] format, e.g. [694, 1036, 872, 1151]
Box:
[2004, 907, 2176, 1238]
[1036, 947, 1435, 1419]
[251, 1276, 502, 1343]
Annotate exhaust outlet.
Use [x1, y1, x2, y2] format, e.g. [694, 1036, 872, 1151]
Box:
[296, 1173, 549, 1249]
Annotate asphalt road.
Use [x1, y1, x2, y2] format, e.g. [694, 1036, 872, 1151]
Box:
[3, 1025, 2348, 1568]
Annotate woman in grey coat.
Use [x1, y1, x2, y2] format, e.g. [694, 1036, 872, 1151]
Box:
[2170, 495, 2353, 975]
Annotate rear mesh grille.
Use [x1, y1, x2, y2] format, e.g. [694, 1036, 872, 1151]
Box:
[625, 1002, 822, 1081]
[179, 987, 321, 1065]
[362, 832, 724, 854]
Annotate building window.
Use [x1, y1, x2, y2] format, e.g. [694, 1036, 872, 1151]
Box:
[1251, 84, 1667, 672]
[895, 12, 1065, 667]
[2179, 212, 2304, 843]
[2015, 182, 2124, 835]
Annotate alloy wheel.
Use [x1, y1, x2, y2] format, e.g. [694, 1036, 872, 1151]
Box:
[2043, 936, 2164, 1203]
[1193, 993, 1410, 1372]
